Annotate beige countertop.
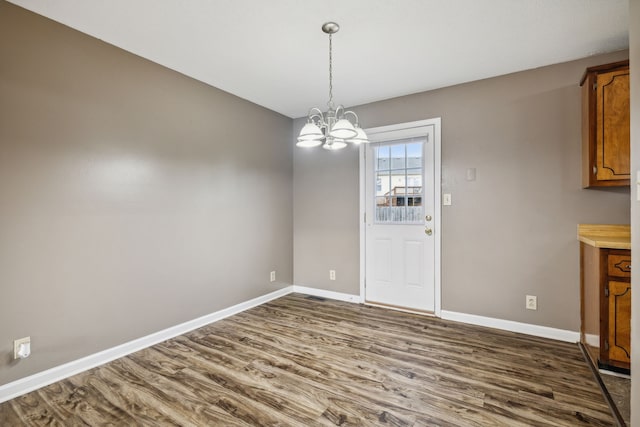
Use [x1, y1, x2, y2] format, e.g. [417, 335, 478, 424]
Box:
[577, 224, 631, 250]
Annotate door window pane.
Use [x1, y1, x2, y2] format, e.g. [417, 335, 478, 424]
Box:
[407, 168, 423, 198]
[376, 146, 389, 171]
[407, 143, 422, 168]
[391, 144, 405, 169]
[374, 139, 424, 223]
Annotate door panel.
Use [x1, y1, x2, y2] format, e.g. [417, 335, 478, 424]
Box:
[373, 239, 392, 283]
[405, 240, 423, 286]
[365, 126, 436, 313]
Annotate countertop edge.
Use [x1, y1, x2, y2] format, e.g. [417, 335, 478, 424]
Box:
[578, 235, 632, 250]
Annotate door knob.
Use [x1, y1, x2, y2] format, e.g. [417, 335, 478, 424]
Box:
[425, 228, 433, 236]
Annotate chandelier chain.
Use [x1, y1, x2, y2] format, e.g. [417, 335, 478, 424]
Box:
[328, 33, 333, 108]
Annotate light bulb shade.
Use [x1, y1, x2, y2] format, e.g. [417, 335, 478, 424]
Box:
[329, 119, 358, 139]
[298, 122, 323, 141]
[296, 139, 323, 148]
[322, 139, 348, 150]
[347, 127, 369, 144]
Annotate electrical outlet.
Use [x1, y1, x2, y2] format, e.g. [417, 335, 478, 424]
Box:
[329, 270, 336, 281]
[270, 271, 276, 282]
[14, 336, 31, 359]
[526, 295, 537, 310]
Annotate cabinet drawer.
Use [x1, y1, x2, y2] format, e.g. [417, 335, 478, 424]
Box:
[608, 254, 631, 278]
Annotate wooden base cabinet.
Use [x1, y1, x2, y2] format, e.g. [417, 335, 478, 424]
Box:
[607, 280, 631, 365]
[580, 244, 631, 371]
[580, 60, 630, 188]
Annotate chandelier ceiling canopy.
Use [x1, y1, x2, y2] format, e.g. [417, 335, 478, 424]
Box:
[296, 22, 368, 151]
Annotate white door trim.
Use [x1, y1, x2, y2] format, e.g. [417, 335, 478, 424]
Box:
[359, 118, 442, 316]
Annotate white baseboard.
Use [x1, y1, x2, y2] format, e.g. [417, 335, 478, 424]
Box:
[1, 286, 581, 404]
[440, 310, 580, 343]
[584, 333, 600, 347]
[292, 285, 363, 303]
[290, 289, 579, 344]
[0, 286, 294, 404]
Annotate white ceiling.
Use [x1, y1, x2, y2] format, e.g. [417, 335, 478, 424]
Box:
[8, 0, 629, 118]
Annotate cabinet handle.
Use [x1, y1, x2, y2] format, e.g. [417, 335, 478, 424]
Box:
[593, 166, 597, 175]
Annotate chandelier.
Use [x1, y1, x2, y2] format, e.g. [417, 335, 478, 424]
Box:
[296, 22, 368, 150]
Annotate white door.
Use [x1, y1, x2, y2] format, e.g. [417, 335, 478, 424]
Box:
[363, 120, 440, 313]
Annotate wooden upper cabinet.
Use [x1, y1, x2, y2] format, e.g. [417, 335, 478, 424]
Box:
[581, 60, 630, 188]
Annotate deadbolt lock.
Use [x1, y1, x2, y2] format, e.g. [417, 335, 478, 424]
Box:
[425, 215, 432, 221]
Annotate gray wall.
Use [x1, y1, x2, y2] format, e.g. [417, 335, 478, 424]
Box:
[630, 0, 639, 424]
[0, 1, 293, 385]
[293, 144, 361, 293]
[294, 51, 630, 332]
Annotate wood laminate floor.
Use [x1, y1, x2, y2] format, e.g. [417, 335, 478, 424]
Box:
[0, 294, 615, 426]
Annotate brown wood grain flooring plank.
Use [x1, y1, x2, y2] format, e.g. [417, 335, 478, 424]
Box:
[65, 368, 183, 426]
[0, 401, 23, 426]
[263, 297, 586, 383]
[188, 320, 450, 425]
[222, 312, 572, 425]
[159, 335, 421, 426]
[209, 298, 608, 427]
[27, 380, 108, 426]
[262, 297, 610, 400]
[228, 309, 558, 400]
[155, 338, 328, 423]
[109, 355, 250, 426]
[206, 314, 548, 426]
[0, 293, 615, 426]
[273, 296, 580, 365]
[250, 296, 613, 425]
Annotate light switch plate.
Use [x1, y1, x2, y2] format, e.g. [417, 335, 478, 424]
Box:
[443, 193, 452, 206]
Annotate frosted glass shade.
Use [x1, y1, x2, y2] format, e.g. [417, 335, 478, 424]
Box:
[329, 119, 357, 139]
[322, 139, 348, 150]
[296, 139, 323, 148]
[347, 127, 369, 144]
[298, 122, 323, 140]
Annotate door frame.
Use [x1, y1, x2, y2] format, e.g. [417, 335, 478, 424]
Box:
[359, 118, 442, 316]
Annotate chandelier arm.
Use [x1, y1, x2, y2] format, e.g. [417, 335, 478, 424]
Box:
[343, 110, 360, 126]
[308, 110, 327, 130]
[307, 107, 325, 119]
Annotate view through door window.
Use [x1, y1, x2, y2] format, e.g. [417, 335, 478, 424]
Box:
[374, 138, 424, 223]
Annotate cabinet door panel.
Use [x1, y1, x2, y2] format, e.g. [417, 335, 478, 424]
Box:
[607, 254, 631, 278]
[607, 280, 631, 364]
[596, 70, 630, 181]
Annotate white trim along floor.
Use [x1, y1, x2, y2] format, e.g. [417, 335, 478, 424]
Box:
[0, 285, 579, 404]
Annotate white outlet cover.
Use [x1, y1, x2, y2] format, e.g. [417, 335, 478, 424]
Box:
[526, 295, 537, 310]
[14, 336, 31, 359]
